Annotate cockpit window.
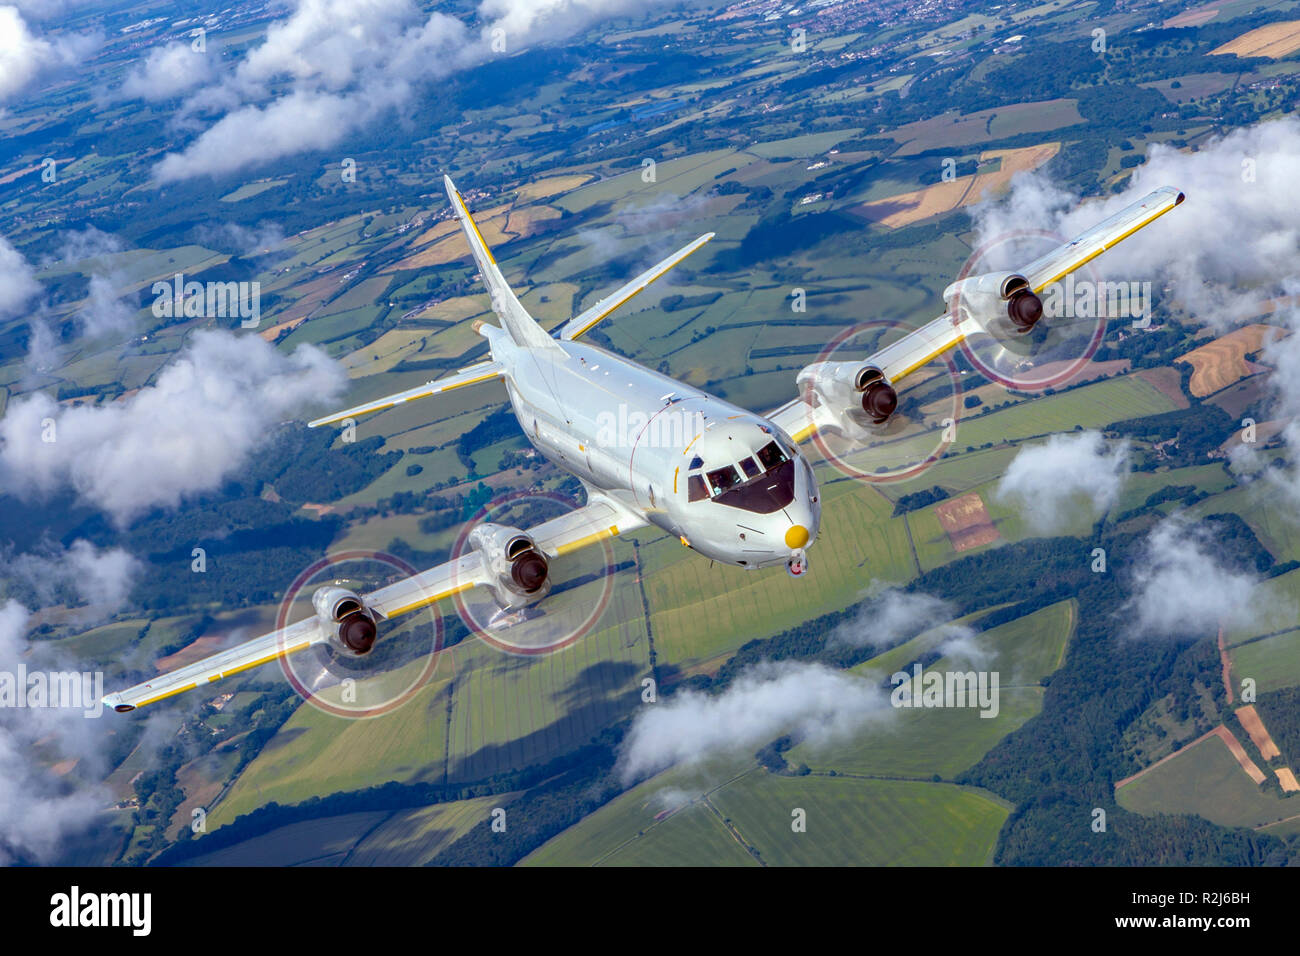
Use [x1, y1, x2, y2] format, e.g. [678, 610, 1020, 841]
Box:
[687, 474, 708, 502]
[740, 456, 761, 479]
[706, 466, 742, 496]
[689, 455, 704, 470]
[713, 457, 797, 514]
[756, 440, 788, 471]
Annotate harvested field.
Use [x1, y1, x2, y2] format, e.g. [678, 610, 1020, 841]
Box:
[854, 143, 1060, 229]
[935, 492, 1000, 552]
[1212, 20, 1300, 58]
[1174, 324, 1284, 397]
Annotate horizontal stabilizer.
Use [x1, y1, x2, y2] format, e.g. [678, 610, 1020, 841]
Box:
[308, 360, 503, 428]
[561, 233, 714, 340]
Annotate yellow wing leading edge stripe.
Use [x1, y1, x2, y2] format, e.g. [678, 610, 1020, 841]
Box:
[1032, 191, 1184, 292]
[450, 187, 497, 266]
[385, 581, 476, 618]
[554, 524, 620, 557]
[307, 366, 503, 428]
[562, 233, 715, 341]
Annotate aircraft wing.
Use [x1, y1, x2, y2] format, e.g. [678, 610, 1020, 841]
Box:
[103, 498, 644, 713]
[766, 312, 970, 443]
[560, 233, 714, 340]
[307, 360, 504, 428]
[770, 186, 1185, 444]
[101, 618, 326, 713]
[1020, 185, 1184, 293]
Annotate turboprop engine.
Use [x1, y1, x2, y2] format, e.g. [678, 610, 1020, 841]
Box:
[312, 586, 379, 655]
[795, 360, 898, 437]
[942, 271, 1044, 339]
[468, 522, 552, 611]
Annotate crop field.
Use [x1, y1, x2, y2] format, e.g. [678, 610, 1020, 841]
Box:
[1175, 324, 1283, 396]
[526, 767, 1008, 866]
[210, 562, 650, 825]
[1211, 20, 1300, 58]
[642, 471, 916, 667]
[1189, 485, 1300, 562]
[790, 600, 1074, 777]
[180, 811, 390, 866]
[1117, 731, 1298, 829]
[1222, 567, 1300, 647]
[707, 772, 1007, 866]
[345, 794, 509, 865]
[855, 143, 1061, 228]
[1229, 629, 1300, 695]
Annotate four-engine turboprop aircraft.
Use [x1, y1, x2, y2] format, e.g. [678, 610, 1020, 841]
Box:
[102, 176, 1185, 712]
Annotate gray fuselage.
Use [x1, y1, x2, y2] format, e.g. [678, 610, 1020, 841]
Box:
[486, 326, 821, 570]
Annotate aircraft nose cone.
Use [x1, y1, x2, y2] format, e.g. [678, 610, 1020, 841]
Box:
[785, 525, 810, 550]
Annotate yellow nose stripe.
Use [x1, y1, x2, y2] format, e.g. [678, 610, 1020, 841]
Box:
[785, 525, 809, 550]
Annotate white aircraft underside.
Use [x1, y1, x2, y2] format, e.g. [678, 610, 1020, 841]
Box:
[102, 176, 1185, 712]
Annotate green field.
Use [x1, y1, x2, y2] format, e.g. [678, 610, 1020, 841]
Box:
[1230, 629, 1300, 695]
[528, 769, 1007, 866]
[180, 811, 390, 866]
[210, 571, 651, 826]
[789, 600, 1075, 778]
[1117, 733, 1298, 829]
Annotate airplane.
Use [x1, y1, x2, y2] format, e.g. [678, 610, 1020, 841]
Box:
[101, 176, 1185, 713]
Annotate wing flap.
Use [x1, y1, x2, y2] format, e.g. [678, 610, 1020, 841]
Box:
[529, 495, 644, 556]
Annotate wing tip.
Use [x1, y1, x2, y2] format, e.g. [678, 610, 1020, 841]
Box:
[103, 693, 135, 713]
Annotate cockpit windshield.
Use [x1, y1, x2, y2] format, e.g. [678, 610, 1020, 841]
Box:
[686, 438, 797, 513]
[706, 465, 743, 496]
[756, 440, 788, 470]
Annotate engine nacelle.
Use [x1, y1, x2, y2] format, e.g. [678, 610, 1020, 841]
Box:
[467, 523, 551, 611]
[312, 585, 378, 656]
[796, 361, 898, 437]
[943, 271, 1043, 338]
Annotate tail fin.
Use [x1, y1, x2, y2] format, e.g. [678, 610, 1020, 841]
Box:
[444, 176, 559, 351]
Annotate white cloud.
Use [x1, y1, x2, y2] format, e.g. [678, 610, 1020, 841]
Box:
[195, 221, 286, 258]
[830, 585, 973, 650]
[0, 599, 110, 864]
[0, 330, 345, 525]
[10, 539, 139, 612]
[0, 4, 93, 104]
[75, 274, 134, 340]
[0, 235, 39, 318]
[971, 117, 1300, 329]
[25, 229, 138, 366]
[1124, 518, 1266, 639]
[617, 661, 892, 784]
[995, 430, 1129, 533]
[153, 89, 365, 183]
[477, 0, 645, 45]
[120, 40, 214, 102]
[151, 0, 679, 181]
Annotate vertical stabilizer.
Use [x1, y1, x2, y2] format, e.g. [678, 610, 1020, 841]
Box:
[443, 176, 560, 352]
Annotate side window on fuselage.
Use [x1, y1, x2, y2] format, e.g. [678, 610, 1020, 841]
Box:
[687, 474, 708, 502]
